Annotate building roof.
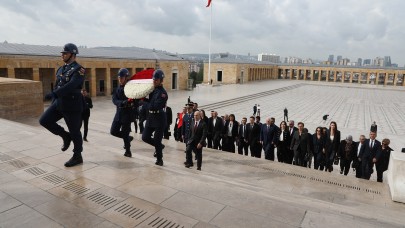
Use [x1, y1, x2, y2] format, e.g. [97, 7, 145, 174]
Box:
[205, 57, 278, 66]
[0, 42, 184, 61]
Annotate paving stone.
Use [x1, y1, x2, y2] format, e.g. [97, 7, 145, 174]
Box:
[0, 205, 63, 228]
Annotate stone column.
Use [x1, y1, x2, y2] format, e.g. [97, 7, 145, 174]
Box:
[106, 67, 111, 95]
[375, 72, 379, 85]
[366, 72, 370, 84]
[341, 71, 345, 83]
[333, 71, 337, 82]
[393, 73, 397, 86]
[33, 68, 40, 81]
[318, 70, 321, 81]
[358, 72, 361, 84]
[7, 68, 15, 78]
[349, 71, 353, 83]
[90, 68, 97, 97]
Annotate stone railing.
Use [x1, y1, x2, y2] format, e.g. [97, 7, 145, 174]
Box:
[0, 77, 43, 120]
[387, 151, 405, 203]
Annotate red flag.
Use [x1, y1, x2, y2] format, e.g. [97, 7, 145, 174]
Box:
[206, 0, 212, 7]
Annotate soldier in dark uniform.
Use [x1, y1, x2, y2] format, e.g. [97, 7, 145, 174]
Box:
[110, 68, 134, 157]
[142, 69, 168, 166]
[39, 43, 85, 167]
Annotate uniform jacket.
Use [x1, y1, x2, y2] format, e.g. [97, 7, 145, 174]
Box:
[52, 61, 85, 112]
[145, 86, 168, 127]
[112, 85, 133, 123]
[182, 112, 194, 141]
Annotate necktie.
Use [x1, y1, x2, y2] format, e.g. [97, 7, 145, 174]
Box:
[194, 122, 198, 133]
[370, 140, 373, 148]
[243, 125, 245, 137]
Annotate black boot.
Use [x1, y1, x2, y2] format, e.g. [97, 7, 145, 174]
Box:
[64, 153, 83, 167]
[124, 149, 132, 157]
[155, 160, 163, 166]
[61, 132, 71, 152]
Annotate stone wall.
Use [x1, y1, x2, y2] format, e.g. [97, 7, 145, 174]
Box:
[0, 77, 43, 120]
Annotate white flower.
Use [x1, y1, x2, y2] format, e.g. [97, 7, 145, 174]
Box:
[124, 83, 154, 99]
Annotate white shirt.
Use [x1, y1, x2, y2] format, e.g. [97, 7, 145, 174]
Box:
[228, 122, 233, 136]
[357, 143, 362, 156]
[330, 135, 334, 141]
[213, 118, 216, 127]
[280, 130, 284, 141]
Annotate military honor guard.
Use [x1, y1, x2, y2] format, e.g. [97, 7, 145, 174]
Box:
[39, 43, 85, 167]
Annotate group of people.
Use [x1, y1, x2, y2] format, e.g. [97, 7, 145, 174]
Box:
[173, 103, 392, 182]
[40, 43, 168, 168]
[38, 43, 393, 182]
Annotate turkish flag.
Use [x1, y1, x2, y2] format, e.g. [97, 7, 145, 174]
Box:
[206, 0, 212, 7]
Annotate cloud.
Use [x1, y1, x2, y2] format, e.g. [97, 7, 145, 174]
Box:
[0, 0, 404, 65]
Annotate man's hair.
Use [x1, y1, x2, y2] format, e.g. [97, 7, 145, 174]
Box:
[298, 122, 304, 126]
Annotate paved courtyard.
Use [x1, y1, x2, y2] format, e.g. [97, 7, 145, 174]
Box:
[1, 80, 405, 227]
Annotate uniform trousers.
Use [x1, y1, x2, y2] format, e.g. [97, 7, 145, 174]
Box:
[110, 121, 131, 150]
[142, 124, 164, 161]
[39, 102, 83, 153]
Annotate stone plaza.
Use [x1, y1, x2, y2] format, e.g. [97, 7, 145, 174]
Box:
[0, 80, 405, 227]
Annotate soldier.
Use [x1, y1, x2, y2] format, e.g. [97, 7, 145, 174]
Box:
[110, 68, 134, 157]
[39, 43, 85, 167]
[142, 69, 168, 166]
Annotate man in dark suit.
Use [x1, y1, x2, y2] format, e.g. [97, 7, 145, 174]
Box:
[255, 116, 263, 158]
[290, 122, 311, 167]
[352, 135, 366, 178]
[185, 111, 207, 171]
[286, 120, 298, 164]
[247, 116, 261, 157]
[208, 111, 223, 150]
[238, 117, 249, 156]
[163, 106, 172, 139]
[260, 117, 279, 161]
[359, 131, 382, 180]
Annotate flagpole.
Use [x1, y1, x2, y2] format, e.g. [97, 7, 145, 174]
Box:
[208, 1, 212, 85]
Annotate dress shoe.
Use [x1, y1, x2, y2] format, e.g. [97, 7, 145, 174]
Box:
[185, 163, 193, 168]
[162, 144, 165, 150]
[61, 134, 71, 151]
[124, 149, 132, 157]
[83, 138, 88, 142]
[154, 152, 157, 157]
[197, 167, 201, 171]
[155, 160, 163, 166]
[64, 154, 83, 167]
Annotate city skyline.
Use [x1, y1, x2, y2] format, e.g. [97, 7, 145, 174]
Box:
[1, 0, 405, 66]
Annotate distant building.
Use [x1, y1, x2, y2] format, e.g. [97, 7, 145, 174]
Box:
[286, 57, 302, 64]
[337, 55, 343, 62]
[373, 57, 384, 67]
[337, 58, 350, 65]
[363, 59, 371, 65]
[328, 54, 334, 63]
[258, 53, 280, 63]
[357, 58, 362, 66]
[189, 62, 201, 73]
[384, 56, 391, 67]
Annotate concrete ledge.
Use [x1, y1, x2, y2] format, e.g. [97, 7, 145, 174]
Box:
[387, 152, 405, 203]
[0, 77, 43, 120]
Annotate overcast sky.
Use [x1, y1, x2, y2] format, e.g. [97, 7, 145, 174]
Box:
[1, 0, 404, 65]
